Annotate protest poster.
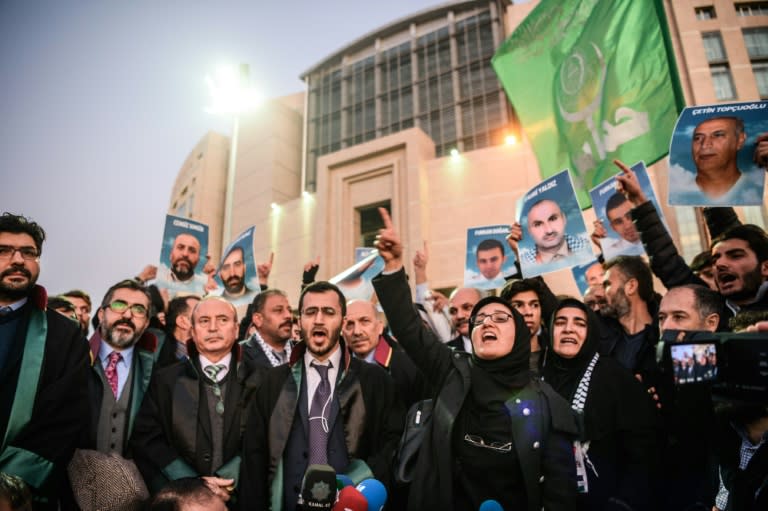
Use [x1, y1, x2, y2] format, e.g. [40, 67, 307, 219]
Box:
[463, 225, 517, 290]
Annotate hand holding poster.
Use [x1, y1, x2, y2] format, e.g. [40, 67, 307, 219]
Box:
[518, 170, 594, 278]
[329, 250, 384, 302]
[212, 226, 259, 309]
[156, 215, 209, 298]
[464, 225, 517, 290]
[669, 101, 768, 206]
[589, 161, 665, 260]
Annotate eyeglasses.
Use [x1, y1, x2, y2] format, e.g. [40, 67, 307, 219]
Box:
[106, 300, 148, 317]
[0, 245, 39, 261]
[464, 434, 512, 453]
[301, 306, 339, 318]
[470, 312, 514, 326]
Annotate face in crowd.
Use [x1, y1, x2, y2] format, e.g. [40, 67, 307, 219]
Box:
[552, 307, 588, 359]
[219, 247, 246, 294]
[0, 232, 41, 302]
[191, 298, 238, 362]
[170, 233, 201, 281]
[300, 290, 343, 361]
[602, 267, 631, 318]
[527, 200, 567, 252]
[691, 117, 745, 174]
[252, 293, 293, 346]
[658, 287, 718, 333]
[470, 302, 517, 360]
[711, 238, 768, 302]
[343, 300, 384, 359]
[449, 287, 481, 338]
[98, 287, 151, 350]
[607, 199, 640, 243]
[509, 290, 541, 336]
[476, 246, 505, 280]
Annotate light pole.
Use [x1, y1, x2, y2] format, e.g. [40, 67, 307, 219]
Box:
[205, 63, 262, 246]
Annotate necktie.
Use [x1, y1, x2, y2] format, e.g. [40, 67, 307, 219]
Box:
[0, 306, 13, 316]
[308, 361, 332, 465]
[204, 364, 227, 415]
[104, 351, 122, 399]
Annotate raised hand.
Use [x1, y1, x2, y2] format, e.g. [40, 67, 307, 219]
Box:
[613, 159, 647, 206]
[374, 207, 403, 272]
[257, 252, 274, 285]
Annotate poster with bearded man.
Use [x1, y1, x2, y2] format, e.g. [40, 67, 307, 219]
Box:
[212, 225, 259, 316]
[155, 214, 209, 298]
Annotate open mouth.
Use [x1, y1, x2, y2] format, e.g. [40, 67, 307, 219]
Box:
[480, 331, 497, 341]
[311, 328, 328, 341]
[559, 337, 578, 345]
[717, 272, 737, 288]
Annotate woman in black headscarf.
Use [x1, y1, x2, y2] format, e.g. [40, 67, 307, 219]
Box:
[372, 210, 579, 511]
[543, 298, 657, 511]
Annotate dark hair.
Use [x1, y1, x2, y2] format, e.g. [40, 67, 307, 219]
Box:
[0, 212, 46, 255]
[99, 279, 155, 317]
[165, 295, 200, 336]
[476, 238, 505, 256]
[61, 289, 92, 309]
[604, 255, 655, 303]
[0, 473, 32, 511]
[148, 478, 217, 511]
[605, 192, 628, 217]
[49, 295, 76, 314]
[251, 288, 288, 314]
[299, 281, 347, 318]
[689, 250, 713, 272]
[711, 224, 768, 263]
[671, 284, 724, 320]
[500, 279, 542, 302]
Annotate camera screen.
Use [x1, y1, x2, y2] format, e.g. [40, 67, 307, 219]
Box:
[670, 343, 717, 384]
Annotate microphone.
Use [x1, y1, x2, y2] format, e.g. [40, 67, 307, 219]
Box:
[336, 474, 354, 489]
[331, 486, 368, 511]
[298, 464, 337, 510]
[479, 500, 504, 511]
[354, 479, 386, 511]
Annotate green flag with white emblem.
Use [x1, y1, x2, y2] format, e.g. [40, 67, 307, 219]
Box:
[492, 0, 685, 207]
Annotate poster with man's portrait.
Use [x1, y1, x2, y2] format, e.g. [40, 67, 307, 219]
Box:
[212, 226, 259, 311]
[330, 250, 384, 302]
[668, 101, 768, 206]
[518, 169, 593, 278]
[589, 161, 665, 261]
[571, 259, 603, 297]
[463, 225, 516, 290]
[156, 215, 209, 298]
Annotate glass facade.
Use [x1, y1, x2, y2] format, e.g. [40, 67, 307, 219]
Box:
[304, 2, 511, 191]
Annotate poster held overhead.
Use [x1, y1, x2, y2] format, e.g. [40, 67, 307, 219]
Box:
[156, 214, 209, 299]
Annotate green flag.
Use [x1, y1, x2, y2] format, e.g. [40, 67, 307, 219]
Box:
[492, 0, 685, 207]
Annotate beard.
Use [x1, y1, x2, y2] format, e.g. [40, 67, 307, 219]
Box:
[102, 318, 141, 349]
[224, 275, 245, 294]
[171, 258, 195, 281]
[603, 287, 631, 319]
[0, 265, 37, 301]
[303, 326, 341, 359]
[722, 265, 764, 302]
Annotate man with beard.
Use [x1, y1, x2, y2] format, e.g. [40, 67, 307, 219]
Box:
[446, 286, 483, 352]
[710, 224, 768, 315]
[0, 213, 89, 510]
[60, 289, 92, 337]
[599, 256, 659, 382]
[239, 281, 403, 511]
[218, 247, 250, 299]
[85, 279, 160, 458]
[344, 299, 429, 409]
[521, 199, 591, 265]
[241, 289, 293, 370]
[132, 297, 262, 503]
[155, 294, 200, 368]
[156, 233, 208, 295]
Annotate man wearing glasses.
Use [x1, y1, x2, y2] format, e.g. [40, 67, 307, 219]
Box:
[239, 281, 403, 511]
[0, 212, 89, 510]
[84, 279, 160, 461]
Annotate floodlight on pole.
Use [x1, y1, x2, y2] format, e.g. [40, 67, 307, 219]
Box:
[205, 63, 262, 246]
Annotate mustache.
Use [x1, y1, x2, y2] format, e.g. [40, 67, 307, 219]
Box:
[111, 318, 136, 331]
[1, 266, 31, 279]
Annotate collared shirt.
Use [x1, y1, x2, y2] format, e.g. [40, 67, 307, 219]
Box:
[521, 233, 592, 265]
[98, 342, 134, 399]
[715, 422, 768, 509]
[199, 353, 232, 382]
[305, 345, 342, 414]
[3, 297, 28, 312]
[461, 335, 472, 354]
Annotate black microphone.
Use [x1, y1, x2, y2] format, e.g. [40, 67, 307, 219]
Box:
[298, 464, 337, 510]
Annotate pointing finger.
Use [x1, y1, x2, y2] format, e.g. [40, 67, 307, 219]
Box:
[379, 207, 393, 229]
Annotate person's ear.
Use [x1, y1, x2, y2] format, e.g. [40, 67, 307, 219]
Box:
[624, 277, 638, 297]
[704, 313, 719, 332]
[251, 312, 263, 329]
[737, 130, 747, 150]
[760, 259, 768, 279]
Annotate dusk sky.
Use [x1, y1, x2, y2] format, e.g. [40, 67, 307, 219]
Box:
[0, 0, 443, 307]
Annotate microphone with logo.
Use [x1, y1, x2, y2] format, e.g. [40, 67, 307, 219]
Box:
[478, 500, 504, 511]
[331, 486, 368, 511]
[354, 479, 387, 511]
[298, 464, 337, 510]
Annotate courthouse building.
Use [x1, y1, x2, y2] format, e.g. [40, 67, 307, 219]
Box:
[169, 0, 768, 302]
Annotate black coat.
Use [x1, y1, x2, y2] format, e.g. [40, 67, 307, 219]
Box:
[0, 286, 90, 511]
[373, 269, 578, 511]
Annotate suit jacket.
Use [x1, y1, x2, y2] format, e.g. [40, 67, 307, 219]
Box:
[86, 329, 160, 455]
[239, 340, 404, 511]
[447, 334, 467, 352]
[367, 334, 431, 408]
[130, 342, 260, 495]
[0, 286, 90, 510]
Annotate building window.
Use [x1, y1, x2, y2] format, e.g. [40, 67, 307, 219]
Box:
[702, 32, 736, 99]
[711, 65, 737, 99]
[358, 201, 390, 247]
[702, 32, 726, 61]
[695, 6, 716, 19]
[742, 28, 768, 97]
[736, 2, 768, 16]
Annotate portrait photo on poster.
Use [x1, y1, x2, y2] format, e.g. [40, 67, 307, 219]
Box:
[211, 226, 260, 309]
[156, 214, 210, 298]
[589, 161, 666, 261]
[463, 224, 517, 290]
[518, 169, 594, 278]
[668, 101, 768, 206]
[330, 250, 385, 302]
